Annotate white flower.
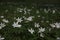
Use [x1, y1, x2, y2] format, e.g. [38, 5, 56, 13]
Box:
[57, 37, 60, 40]
[23, 16, 27, 20]
[50, 22, 60, 28]
[24, 11, 27, 14]
[28, 28, 34, 34]
[2, 19, 9, 23]
[24, 7, 26, 11]
[0, 23, 6, 29]
[54, 22, 60, 28]
[27, 9, 31, 14]
[12, 22, 22, 28]
[16, 17, 23, 23]
[37, 15, 40, 17]
[38, 27, 45, 33]
[40, 33, 44, 37]
[0, 16, 4, 18]
[50, 24, 55, 28]
[34, 23, 40, 27]
[17, 8, 23, 12]
[0, 36, 4, 40]
[49, 28, 51, 31]
[5, 10, 8, 12]
[52, 10, 55, 14]
[36, 10, 39, 14]
[27, 9, 31, 12]
[26, 16, 34, 21]
[44, 8, 48, 13]
[23, 8, 27, 14]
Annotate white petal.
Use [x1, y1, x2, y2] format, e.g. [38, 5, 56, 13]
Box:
[2, 19, 9, 23]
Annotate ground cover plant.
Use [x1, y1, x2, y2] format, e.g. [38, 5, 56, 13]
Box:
[0, 2, 60, 40]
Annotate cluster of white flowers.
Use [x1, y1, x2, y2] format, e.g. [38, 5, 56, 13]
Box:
[44, 8, 56, 14]
[17, 7, 31, 15]
[28, 27, 45, 37]
[38, 27, 45, 37]
[17, 7, 58, 16]
[0, 16, 9, 29]
[12, 17, 23, 28]
[0, 6, 58, 39]
[23, 16, 34, 23]
[0, 16, 9, 23]
[50, 22, 60, 28]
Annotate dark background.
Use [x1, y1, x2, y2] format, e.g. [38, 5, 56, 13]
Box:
[0, 0, 60, 8]
[0, 0, 60, 3]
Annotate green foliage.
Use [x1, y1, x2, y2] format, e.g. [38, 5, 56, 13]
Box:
[0, 2, 60, 40]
